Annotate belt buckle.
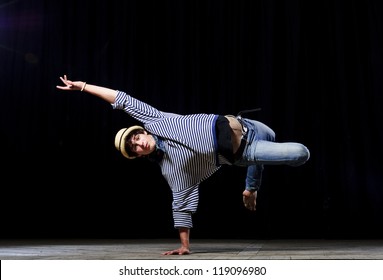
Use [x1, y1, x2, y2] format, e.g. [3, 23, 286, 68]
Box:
[236, 115, 248, 137]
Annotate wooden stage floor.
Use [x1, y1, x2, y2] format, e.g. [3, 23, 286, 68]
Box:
[1, 238, 383, 260]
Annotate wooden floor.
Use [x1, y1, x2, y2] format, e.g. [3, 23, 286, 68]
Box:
[1, 238, 383, 259]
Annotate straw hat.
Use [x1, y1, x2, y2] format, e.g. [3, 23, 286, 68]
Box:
[114, 125, 144, 159]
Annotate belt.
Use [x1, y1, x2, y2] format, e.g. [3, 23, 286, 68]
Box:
[233, 108, 261, 160]
[236, 108, 261, 135]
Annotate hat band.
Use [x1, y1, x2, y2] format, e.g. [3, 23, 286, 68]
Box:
[119, 128, 129, 151]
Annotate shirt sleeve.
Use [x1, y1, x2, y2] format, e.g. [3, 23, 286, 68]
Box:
[111, 90, 165, 123]
[172, 211, 193, 228]
[111, 90, 126, 110]
[171, 184, 200, 229]
[245, 165, 263, 191]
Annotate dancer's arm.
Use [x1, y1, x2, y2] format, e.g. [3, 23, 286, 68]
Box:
[56, 74, 117, 104]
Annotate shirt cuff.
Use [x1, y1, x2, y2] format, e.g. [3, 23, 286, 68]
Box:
[245, 186, 259, 192]
[111, 90, 126, 109]
[173, 211, 193, 229]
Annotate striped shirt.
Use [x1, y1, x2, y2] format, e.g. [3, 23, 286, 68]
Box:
[112, 91, 222, 228]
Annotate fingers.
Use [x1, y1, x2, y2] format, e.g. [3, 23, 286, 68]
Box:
[162, 248, 190, 255]
[57, 74, 74, 90]
[162, 250, 178, 255]
[244, 203, 255, 211]
[60, 75, 70, 84]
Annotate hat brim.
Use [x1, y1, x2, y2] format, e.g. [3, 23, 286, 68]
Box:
[114, 125, 144, 159]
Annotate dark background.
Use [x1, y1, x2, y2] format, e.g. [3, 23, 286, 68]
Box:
[1, 0, 382, 240]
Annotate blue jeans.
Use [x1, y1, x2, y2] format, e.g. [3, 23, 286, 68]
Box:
[233, 118, 310, 191]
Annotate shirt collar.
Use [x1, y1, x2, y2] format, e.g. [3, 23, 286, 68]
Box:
[147, 135, 165, 162]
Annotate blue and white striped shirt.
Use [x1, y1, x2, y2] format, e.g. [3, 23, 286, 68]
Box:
[112, 91, 222, 229]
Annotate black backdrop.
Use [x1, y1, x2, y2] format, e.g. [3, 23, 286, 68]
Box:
[1, 0, 382, 240]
